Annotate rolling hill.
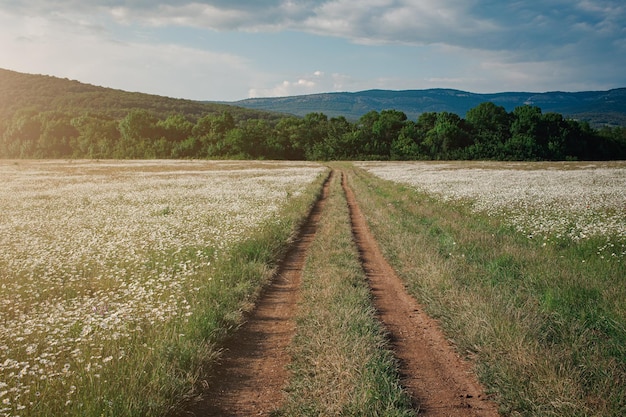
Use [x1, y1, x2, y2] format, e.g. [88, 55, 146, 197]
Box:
[0, 68, 281, 123]
[230, 88, 626, 126]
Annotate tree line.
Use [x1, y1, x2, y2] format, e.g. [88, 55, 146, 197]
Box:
[1, 102, 625, 160]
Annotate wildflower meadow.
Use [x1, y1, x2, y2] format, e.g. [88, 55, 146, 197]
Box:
[359, 161, 626, 259]
[0, 160, 324, 416]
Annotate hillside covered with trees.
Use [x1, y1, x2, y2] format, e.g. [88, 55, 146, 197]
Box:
[1, 68, 625, 160]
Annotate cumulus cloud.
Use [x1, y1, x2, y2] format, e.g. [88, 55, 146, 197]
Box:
[249, 70, 334, 97]
[5, 1, 623, 45]
[298, 0, 501, 47]
[247, 70, 406, 98]
[4, 1, 625, 57]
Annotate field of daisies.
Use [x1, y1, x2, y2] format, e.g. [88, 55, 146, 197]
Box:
[0, 160, 325, 416]
[358, 161, 626, 260]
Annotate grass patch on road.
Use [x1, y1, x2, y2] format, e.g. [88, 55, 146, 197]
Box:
[347, 164, 626, 417]
[278, 170, 415, 416]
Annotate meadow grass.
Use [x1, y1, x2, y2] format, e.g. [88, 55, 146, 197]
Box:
[0, 160, 326, 416]
[278, 168, 415, 416]
[349, 162, 625, 417]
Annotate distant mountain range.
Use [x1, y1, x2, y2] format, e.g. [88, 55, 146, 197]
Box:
[229, 88, 626, 127]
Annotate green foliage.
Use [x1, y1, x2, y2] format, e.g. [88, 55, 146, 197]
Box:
[423, 111, 471, 158]
[71, 114, 120, 158]
[465, 102, 511, 159]
[390, 122, 423, 160]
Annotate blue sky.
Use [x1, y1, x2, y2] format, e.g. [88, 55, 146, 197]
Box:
[1, 0, 624, 101]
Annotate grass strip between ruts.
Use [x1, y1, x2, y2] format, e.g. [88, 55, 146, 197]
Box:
[278, 169, 415, 416]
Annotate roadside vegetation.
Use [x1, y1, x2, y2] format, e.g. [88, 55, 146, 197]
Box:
[279, 168, 415, 416]
[348, 163, 625, 416]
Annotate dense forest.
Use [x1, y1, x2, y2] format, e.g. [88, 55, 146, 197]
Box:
[1, 104, 625, 160]
[1, 68, 625, 160]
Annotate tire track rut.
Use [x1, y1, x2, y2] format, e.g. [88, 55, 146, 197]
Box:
[341, 171, 500, 417]
[183, 170, 333, 417]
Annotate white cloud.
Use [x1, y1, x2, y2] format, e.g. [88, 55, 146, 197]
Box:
[4, 1, 626, 47]
[249, 70, 352, 97]
[5, 1, 497, 46]
[128, 3, 252, 30]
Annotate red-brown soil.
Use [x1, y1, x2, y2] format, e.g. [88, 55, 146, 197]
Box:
[182, 169, 500, 416]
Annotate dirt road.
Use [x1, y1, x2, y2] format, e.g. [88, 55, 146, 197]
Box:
[342, 171, 499, 416]
[183, 169, 499, 416]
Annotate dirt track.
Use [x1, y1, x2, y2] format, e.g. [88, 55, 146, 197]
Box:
[183, 169, 499, 416]
[342, 172, 499, 416]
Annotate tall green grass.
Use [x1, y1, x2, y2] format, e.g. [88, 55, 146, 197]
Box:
[278, 170, 415, 416]
[347, 165, 625, 417]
